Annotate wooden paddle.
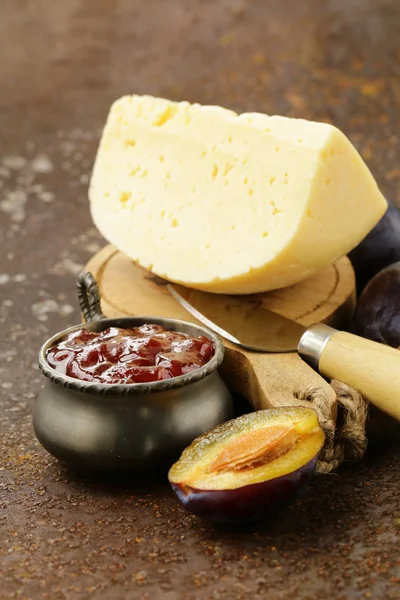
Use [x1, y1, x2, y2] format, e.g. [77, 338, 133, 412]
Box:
[85, 244, 360, 472]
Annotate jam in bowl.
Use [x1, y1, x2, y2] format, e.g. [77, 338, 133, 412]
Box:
[33, 272, 234, 472]
[46, 324, 215, 384]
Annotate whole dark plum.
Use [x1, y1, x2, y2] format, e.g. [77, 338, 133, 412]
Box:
[168, 407, 325, 524]
[354, 262, 400, 347]
[348, 203, 400, 295]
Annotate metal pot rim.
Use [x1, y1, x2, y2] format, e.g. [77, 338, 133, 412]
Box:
[38, 315, 225, 395]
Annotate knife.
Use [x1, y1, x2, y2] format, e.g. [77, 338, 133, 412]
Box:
[167, 284, 400, 421]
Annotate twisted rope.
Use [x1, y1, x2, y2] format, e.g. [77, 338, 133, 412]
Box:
[296, 380, 368, 474]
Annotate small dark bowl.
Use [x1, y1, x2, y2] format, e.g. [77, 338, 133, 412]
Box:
[33, 273, 234, 472]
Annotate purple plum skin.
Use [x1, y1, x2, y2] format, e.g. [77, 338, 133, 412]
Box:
[354, 262, 400, 347]
[349, 203, 400, 295]
[170, 455, 319, 524]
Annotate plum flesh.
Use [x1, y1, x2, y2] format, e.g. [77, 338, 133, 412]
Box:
[354, 261, 400, 347]
[168, 407, 325, 523]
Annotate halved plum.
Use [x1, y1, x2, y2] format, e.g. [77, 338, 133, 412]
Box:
[168, 407, 325, 523]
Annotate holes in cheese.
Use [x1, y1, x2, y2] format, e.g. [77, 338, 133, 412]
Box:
[89, 94, 387, 294]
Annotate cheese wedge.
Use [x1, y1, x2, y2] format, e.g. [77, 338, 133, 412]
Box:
[89, 95, 387, 294]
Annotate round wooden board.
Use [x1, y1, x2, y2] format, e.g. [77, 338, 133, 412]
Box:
[86, 245, 356, 329]
[85, 245, 356, 418]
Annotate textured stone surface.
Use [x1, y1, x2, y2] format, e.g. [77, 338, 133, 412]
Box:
[0, 1, 399, 599]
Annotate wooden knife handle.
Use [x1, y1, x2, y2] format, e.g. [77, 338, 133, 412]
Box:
[300, 326, 400, 421]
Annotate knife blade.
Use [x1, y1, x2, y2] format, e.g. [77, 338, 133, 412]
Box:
[167, 284, 307, 353]
[167, 283, 400, 422]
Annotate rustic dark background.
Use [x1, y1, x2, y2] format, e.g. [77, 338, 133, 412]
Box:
[0, 1, 399, 599]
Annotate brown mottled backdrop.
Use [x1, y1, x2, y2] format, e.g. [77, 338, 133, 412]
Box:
[0, 2, 399, 599]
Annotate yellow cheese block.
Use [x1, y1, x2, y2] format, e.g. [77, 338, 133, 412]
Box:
[89, 95, 387, 294]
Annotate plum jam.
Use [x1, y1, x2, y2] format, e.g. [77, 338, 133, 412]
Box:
[46, 324, 215, 384]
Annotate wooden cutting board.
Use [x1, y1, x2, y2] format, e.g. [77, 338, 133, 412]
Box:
[85, 245, 356, 413]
